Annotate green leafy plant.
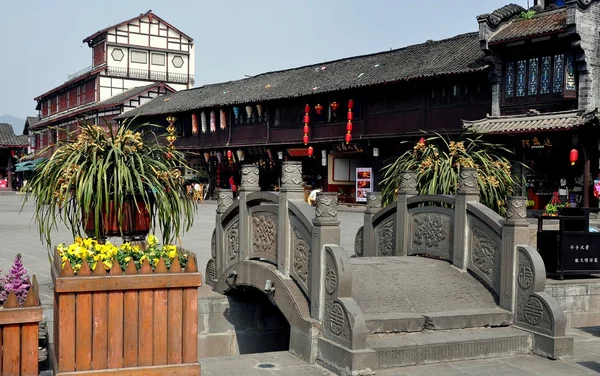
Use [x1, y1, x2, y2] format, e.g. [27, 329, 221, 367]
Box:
[24, 120, 195, 247]
[379, 132, 524, 215]
[520, 10, 536, 20]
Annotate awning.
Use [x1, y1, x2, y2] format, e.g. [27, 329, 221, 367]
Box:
[15, 158, 45, 172]
[463, 110, 598, 135]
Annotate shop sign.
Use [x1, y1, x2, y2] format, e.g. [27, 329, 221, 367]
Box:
[521, 137, 552, 149]
[355, 167, 372, 203]
[334, 143, 363, 153]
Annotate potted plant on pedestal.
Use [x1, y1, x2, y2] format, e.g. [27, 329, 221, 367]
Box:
[24, 121, 200, 375]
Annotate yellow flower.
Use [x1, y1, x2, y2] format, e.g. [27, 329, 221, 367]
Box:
[153, 258, 160, 266]
[124, 256, 131, 263]
[164, 245, 177, 259]
[147, 235, 158, 247]
[103, 260, 113, 270]
[75, 236, 83, 246]
[140, 255, 148, 262]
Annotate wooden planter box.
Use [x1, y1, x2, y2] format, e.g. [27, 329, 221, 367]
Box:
[0, 276, 43, 376]
[49, 250, 202, 376]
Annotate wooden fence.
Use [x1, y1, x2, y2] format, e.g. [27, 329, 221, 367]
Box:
[0, 276, 43, 376]
[50, 251, 202, 376]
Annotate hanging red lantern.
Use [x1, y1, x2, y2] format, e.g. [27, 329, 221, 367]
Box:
[331, 102, 339, 112]
[227, 150, 233, 160]
[315, 104, 323, 115]
[308, 146, 314, 157]
[345, 99, 354, 144]
[303, 104, 310, 145]
[570, 148, 579, 165]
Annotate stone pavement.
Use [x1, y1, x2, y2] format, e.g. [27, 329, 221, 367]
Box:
[200, 327, 600, 376]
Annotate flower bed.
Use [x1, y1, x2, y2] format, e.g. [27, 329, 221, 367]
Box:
[0, 255, 43, 376]
[49, 237, 202, 376]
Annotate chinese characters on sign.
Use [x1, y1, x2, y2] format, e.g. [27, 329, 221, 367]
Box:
[521, 137, 552, 149]
[574, 258, 598, 264]
[569, 243, 599, 266]
[355, 168, 372, 203]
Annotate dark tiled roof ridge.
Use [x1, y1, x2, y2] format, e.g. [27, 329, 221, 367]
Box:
[187, 31, 480, 93]
[477, 4, 526, 27]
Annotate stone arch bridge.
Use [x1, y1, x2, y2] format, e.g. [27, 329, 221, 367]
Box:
[205, 162, 573, 375]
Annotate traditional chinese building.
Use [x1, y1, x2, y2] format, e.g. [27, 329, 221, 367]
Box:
[118, 32, 492, 200]
[0, 124, 28, 191]
[29, 10, 193, 156]
[464, 0, 600, 212]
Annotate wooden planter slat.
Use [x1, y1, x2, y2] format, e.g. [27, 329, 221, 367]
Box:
[0, 276, 43, 376]
[50, 250, 202, 375]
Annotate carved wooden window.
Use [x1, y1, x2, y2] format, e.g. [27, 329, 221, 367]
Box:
[516, 60, 527, 97]
[528, 58, 538, 96]
[540, 56, 551, 94]
[505, 62, 514, 99]
[553, 54, 564, 94]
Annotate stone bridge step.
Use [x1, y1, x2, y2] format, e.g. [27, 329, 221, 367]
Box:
[365, 308, 513, 334]
[367, 327, 531, 369]
[350, 257, 499, 315]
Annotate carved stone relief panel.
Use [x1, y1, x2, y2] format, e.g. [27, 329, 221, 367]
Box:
[281, 162, 303, 188]
[409, 209, 453, 260]
[323, 250, 351, 347]
[515, 248, 554, 335]
[251, 212, 278, 259]
[291, 227, 311, 296]
[241, 164, 260, 189]
[226, 219, 240, 264]
[355, 226, 364, 257]
[375, 217, 395, 256]
[205, 259, 216, 285]
[467, 216, 502, 294]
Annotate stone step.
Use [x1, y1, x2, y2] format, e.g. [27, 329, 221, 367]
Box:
[365, 308, 513, 334]
[367, 326, 531, 369]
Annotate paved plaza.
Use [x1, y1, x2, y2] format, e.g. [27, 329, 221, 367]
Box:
[2, 194, 600, 375]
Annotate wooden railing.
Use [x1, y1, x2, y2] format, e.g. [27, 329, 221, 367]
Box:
[50, 251, 202, 375]
[0, 276, 43, 376]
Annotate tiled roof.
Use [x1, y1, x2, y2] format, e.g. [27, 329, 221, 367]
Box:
[117, 32, 488, 119]
[25, 117, 39, 127]
[0, 124, 28, 147]
[477, 4, 526, 28]
[490, 9, 567, 44]
[463, 110, 598, 134]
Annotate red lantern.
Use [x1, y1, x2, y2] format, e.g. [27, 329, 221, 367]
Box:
[304, 115, 310, 124]
[303, 104, 310, 145]
[308, 146, 314, 157]
[347, 111, 353, 121]
[345, 98, 354, 144]
[227, 150, 233, 160]
[303, 125, 309, 134]
[303, 135, 309, 145]
[346, 122, 353, 132]
[331, 102, 339, 112]
[345, 133, 352, 143]
[304, 104, 310, 113]
[570, 148, 579, 165]
[315, 104, 323, 114]
[348, 99, 354, 110]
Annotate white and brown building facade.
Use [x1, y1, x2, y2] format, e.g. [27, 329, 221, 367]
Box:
[29, 10, 194, 154]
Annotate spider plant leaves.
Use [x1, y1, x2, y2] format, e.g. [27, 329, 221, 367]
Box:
[23, 120, 196, 248]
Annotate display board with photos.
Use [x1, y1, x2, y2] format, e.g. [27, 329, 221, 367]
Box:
[355, 168, 373, 203]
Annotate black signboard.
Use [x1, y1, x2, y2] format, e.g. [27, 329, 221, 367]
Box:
[561, 233, 600, 271]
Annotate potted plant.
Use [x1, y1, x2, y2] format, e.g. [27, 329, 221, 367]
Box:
[24, 121, 195, 245]
[0, 254, 43, 375]
[380, 132, 524, 215]
[24, 121, 201, 374]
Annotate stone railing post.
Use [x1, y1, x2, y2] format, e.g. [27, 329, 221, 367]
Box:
[277, 161, 305, 277]
[238, 165, 260, 262]
[310, 192, 341, 322]
[363, 192, 381, 257]
[501, 196, 529, 312]
[453, 167, 480, 270]
[395, 171, 418, 256]
[215, 189, 234, 279]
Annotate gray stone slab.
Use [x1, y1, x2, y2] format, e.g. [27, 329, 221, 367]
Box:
[365, 312, 425, 333]
[423, 308, 512, 330]
[350, 257, 498, 315]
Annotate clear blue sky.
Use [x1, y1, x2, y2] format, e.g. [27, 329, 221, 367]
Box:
[0, 0, 526, 120]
